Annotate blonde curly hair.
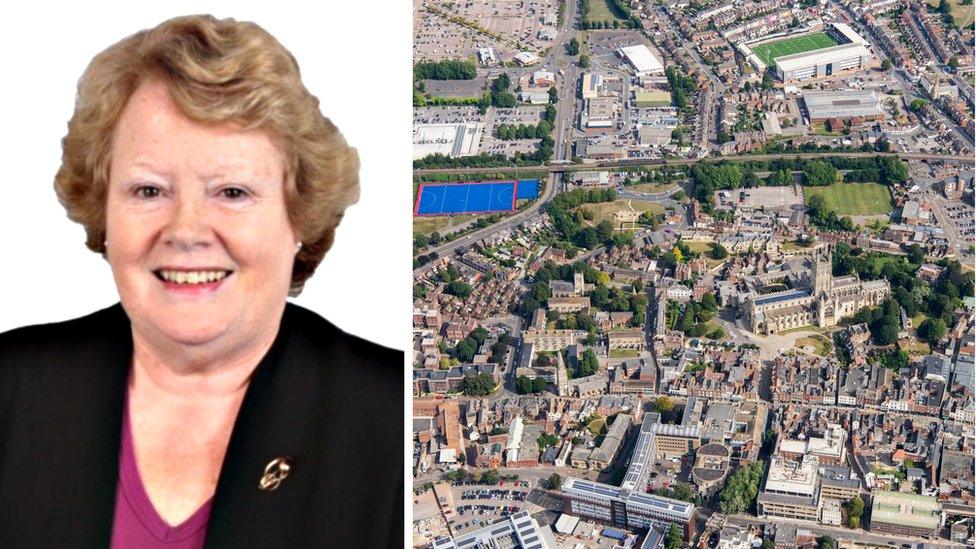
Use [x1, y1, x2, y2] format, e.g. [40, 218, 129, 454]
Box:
[54, 14, 359, 295]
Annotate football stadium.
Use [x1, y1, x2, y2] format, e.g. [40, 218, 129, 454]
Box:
[740, 22, 873, 82]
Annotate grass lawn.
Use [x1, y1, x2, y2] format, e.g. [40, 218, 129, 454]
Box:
[926, 0, 975, 29]
[796, 335, 832, 356]
[629, 182, 677, 194]
[586, 0, 626, 24]
[413, 214, 480, 236]
[804, 182, 892, 216]
[899, 339, 932, 356]
[682, 240, 727, 268]
[578, 199, 665, 229]
[609, 348, 640, 358]
[782, 239, 816, 252]
[586, 418, 607, 436]
[752, 32, 838, 67]
[910, 313, 930, 329]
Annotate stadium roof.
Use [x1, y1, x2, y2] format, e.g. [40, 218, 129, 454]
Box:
[617, 45, 664, 74]
[830, 21, 864, 45]
[776, 42, 871, 72]
[802, 89, 884, 120]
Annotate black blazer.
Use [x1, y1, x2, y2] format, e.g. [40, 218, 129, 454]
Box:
[0, 303, 403, 548]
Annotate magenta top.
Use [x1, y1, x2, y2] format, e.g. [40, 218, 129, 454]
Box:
[110, 396, 213, 548]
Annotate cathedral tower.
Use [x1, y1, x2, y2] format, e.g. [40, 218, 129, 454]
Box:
[812, 245, 832, 296]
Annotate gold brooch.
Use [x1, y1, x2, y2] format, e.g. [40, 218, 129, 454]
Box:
[258, 456, 293, 491]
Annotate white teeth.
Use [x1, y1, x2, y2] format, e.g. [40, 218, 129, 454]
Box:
[159, 270, 229, 284]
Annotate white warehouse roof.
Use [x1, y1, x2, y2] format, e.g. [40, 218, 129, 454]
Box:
[617, 45, 664, 75]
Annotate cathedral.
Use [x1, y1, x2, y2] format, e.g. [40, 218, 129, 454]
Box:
[743, 246, 890, 335]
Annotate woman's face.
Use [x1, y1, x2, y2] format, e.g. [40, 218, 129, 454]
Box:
[106, 78, 297, 351]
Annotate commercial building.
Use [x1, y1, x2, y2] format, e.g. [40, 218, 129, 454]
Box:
[869, 491, 942, 538]
[581, 73, 603, 99]
[561, 478, 694, 536]
[801, 90, 885, 123]
[757, 456, 821, 521]
[617, 45, 665, 77]
[776, 423, 847, 465]
[634, 90, 671, 108]
[818, 466, 861, 501]
[413, 123, 483, 159]
[431, 510, 556, 549]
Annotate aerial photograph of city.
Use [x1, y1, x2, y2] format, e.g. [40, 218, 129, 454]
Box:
[411, 0, 976, 547]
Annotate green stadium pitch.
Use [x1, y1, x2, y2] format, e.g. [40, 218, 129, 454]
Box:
[752, 32, 839, 68]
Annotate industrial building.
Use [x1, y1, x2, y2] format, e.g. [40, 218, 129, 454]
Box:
[431, 510, 556, 549]
[617, 45, 665, 77]
[801, 90, 885, 123]
[869, 491, 943, 538]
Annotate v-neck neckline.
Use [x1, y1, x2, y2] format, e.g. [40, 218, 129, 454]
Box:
[118, 395, 214, 542]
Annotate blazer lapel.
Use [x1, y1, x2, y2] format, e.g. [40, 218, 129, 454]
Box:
[204, 304, 344, 548]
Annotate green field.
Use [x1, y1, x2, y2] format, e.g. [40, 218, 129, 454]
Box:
[926, 0, 975, 29]
[804, 182, 892, 216]
[752, 32, 839, 67]
[586, 0, 626, 24]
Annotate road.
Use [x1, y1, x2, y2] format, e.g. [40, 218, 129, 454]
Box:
[726, 514, 970, 548]
[414, 172, 560, 272]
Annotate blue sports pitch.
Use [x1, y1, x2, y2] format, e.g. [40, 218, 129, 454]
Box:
[414, 179, 539, 216]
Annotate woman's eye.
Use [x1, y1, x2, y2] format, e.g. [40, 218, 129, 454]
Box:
[134, 186, 160, 199]
[221, 187, 249, 200]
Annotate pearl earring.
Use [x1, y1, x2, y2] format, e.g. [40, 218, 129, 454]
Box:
[295, 242, 302, 252]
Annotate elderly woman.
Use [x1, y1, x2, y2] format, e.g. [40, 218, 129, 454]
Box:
[0, 15, 402, 548]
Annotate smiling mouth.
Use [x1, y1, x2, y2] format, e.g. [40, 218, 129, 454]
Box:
[153, 269, 233, 285]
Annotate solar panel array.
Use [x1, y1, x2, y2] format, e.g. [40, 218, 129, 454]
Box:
[621, 413, 658, 491]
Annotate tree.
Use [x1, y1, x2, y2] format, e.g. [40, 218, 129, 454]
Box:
[579, 54, 590, 68]
[548, 86, 558, 104]
[579, 348, 600, 377]
[455, 339, 477, 362]
[531, 377, 547, 392]
[567, 37, 580, 56]
[652, 396, 675, 413]
[515, 375, 534, 394]
[665, 524, 682, 549]
[710, 243, 729, 260]
[482, 468, 500, 484]
[880, 58, 892, 71]
[918, 318, 947, 346]
[948, 57, 959, 70]
[845, 495, 864, 529]
[803, 159, 839, 186]
[461, 372, 496, 396]
[762, 540, 775, 549]
[446, 280, 472, 299]
[537, 432, 558, 451]
[819, 536, 835, 549]
[547, 473, 562, 490]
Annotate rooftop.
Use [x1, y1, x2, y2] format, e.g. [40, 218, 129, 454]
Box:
[871, 491, 942, 530]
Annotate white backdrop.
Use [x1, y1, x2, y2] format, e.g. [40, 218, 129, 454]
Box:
[0, 3, 411, 350]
